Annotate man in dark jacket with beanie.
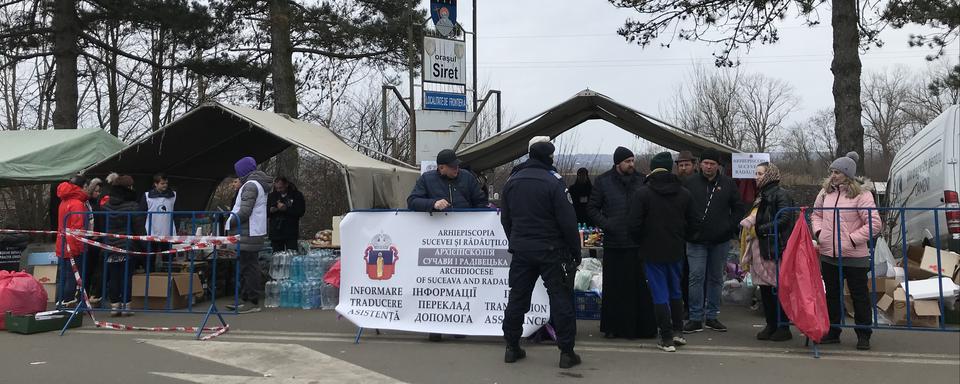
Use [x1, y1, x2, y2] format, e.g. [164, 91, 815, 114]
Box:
[682, 148, 745, 333]
[501, 141, 582, 369]
[407, 149, 488, 212]
[629, 152, 700, 352]
[587, 146, 657, 339]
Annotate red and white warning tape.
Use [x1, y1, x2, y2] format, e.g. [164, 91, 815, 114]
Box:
[71, 235, 225, 257]
[66, 229, 238, 245]
[62, 246, 230, 341]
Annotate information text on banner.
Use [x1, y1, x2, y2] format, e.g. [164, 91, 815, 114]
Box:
[337, 211, 550, 337]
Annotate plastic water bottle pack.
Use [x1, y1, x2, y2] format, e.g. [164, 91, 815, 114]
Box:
[264, 249, 340, 310]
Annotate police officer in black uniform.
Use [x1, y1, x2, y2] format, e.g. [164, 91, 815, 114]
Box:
[500, 141, 582, 369]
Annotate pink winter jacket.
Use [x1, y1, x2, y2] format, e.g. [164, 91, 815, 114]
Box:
[812, 185, 882, 259]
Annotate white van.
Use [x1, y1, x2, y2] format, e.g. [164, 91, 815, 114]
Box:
[887, 105, 960, 251]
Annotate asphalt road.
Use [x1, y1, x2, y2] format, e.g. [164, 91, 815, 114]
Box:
[0, 304, 957, 384]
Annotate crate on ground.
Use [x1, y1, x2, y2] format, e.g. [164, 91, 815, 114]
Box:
[5, 311, 82, 334]
[574, 291, 601, 320]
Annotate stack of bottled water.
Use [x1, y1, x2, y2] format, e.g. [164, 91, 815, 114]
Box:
[264, 249, 340, 309]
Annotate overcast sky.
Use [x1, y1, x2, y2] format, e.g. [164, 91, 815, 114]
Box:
[417, 0, 958, 156]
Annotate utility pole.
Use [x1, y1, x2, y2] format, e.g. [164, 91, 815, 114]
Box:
[472, 0, 478, 112]
[407, 0, 418, 165]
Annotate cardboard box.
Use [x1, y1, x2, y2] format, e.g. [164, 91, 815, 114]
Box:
[41, 283, 56, 303]
[129, 273, 204, 310]
[332, 216, 343, 247]
[876, 288, 942, 327]
[31, 265, 58, 285]
[842, 277, 895, 317]
[905, 246, 960, 280]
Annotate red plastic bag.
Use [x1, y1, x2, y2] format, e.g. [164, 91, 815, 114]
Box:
[0, 270, 49, 329]
[778, 209, 830, 343]
[323, 260, 341, 288]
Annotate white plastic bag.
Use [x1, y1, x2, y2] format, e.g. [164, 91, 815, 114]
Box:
[873, 237, 897, 278]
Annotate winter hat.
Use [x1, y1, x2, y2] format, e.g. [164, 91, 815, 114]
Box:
[700, 147, 721, 163]
[529, 136, 551, 150]
[649, 152, 674, 173]
[830, 152, 860, 179]
[234, 156, 257, 178]
[613, 146, 635, 165]
[529, 141, 555, 164]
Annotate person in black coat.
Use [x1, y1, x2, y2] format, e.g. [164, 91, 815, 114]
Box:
[102, 174, 146, 316]
[587, 146, 657, 339]
[407, 149, 488, 212]
[752, 162, 795, 341]
[629, 153, 701, 352]
[267, 177, 306, 252]
[681, 148, 746, 333]
[568, 168, 593, 225]
[500, 141, 582, 369]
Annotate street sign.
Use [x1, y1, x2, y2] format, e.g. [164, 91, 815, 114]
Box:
[424, 91, 467, 112]
[423, 36, 466, 86]
[731, 153, 771, 179]
[430, 0, 458, 38]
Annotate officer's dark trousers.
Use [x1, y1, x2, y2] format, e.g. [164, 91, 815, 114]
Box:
[503, 250, 576, 352]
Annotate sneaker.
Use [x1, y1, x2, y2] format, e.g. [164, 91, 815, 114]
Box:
[428, 333, 442, 342]
[236, 302, 262, 314]
[110, 303, 122, 317]
[657, 339, 677, 352]
[61, 298, 79, 308]
[504, 347, 526, 363]
[225, 302, 240, 311]
[682, 321, 703, 334]
[89, 296, 102, 306]
[672, 335, 688, 346]
[705, 319, 727, 332]
[558, 351, 581, 369]
[769, 327, 793, 342]
[121, 302, 135, 317]
[756, 325, 775, 340]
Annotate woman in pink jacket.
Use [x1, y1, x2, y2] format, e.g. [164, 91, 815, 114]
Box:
[811, 152, 882, 350]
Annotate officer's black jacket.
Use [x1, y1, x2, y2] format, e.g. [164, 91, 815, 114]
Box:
[500, 159, 580, 255]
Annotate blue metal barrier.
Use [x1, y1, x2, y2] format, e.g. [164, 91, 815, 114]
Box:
[771, 206, 959, 341]
[57, 210, 242, 339]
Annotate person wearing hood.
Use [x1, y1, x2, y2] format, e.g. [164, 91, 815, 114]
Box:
[739, 162, 795, 342]
[407, 149, 488, 213]
[587, 146, 657, 339]
[500, 141, 582, 369]
[55, 175, 90, 307]
[102, 174, 145, 316]
[227, 156, 273, 314]
[812, 152, 881, 350]
[82, 177, 105, 304]
[568, 168, 593, 226]
[629, 153, 700, 352]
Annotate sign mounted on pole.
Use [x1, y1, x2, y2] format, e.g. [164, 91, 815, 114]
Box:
[424, 91, 467, 112]
[731, 153, 771, 179]
[430, 0, 458, 38]
[423, 36, 466, 86]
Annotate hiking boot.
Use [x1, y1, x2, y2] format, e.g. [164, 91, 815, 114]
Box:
[769, 327, 793, 342]
[756, 325, 775, 340]
[558, 351, 581, 369]
[820, 330, 841, 345]
[856, 336, 871, 350]
[504, 347, 526, 363]
[428, 333, 442, 342]
[705, 319, 727, 332]
[657, 338, 677, 352]
[682, 321, 704, 334]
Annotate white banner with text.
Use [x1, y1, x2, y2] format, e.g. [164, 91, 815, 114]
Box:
[336, 211, 550, 336]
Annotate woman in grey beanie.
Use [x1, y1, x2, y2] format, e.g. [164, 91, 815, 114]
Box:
[811, 151, 882, 350]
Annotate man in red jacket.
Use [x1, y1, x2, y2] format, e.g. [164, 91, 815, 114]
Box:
[55, 175, 90, 307]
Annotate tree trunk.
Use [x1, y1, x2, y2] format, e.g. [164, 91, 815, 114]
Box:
[150, 29, 165, 131]
[831, 0, 865, 167]
[52, 0, 79, 130]
[270, 0, 300, 182]
[107, 27, 120, 137]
